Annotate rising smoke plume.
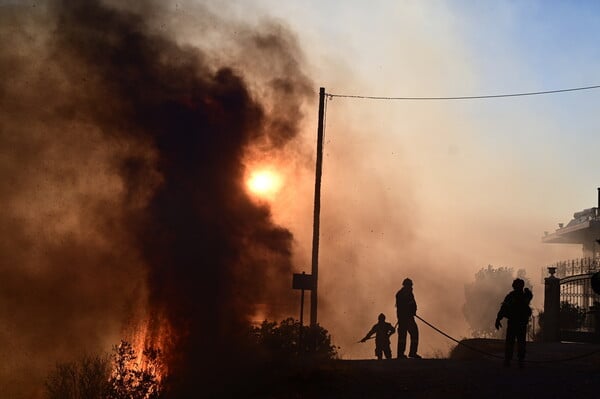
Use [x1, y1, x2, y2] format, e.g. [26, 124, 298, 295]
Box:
[0, 1, 313, 397]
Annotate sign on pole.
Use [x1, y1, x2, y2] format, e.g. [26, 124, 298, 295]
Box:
[293, 272, 314, 291]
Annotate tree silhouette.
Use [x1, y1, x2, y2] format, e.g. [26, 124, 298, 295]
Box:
[45, 340, 164, 399]
[45, 354, 110, 399]
[106, 341, 164, 399]
[463, 265, 532, 338]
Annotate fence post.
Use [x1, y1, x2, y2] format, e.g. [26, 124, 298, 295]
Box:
[543, 267, 560, 342]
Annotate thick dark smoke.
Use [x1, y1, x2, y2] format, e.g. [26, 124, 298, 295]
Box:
[0, 1, 312, 397]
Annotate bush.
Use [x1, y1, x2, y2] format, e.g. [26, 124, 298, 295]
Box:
[558, 301, 586, 330]
[250, 318, 338, 362]
[45, 341, 164, 399]
[538, 302, 586, 331]
[45, 355, 110, 399]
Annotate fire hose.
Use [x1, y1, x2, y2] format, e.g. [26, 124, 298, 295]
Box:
[415, 314, 600, 363]
[357, 314, 600, 362]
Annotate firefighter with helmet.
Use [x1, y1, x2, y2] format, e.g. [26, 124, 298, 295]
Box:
[360, 313, 395, 360]
[396, 278, 421, 359]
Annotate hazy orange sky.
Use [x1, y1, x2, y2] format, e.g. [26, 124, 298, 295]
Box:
[212, 0, 600, 358]
[3, 3, 600, 388]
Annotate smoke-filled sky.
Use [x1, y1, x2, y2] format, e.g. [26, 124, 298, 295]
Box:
[220, 0, 600, 358]
[3, 0, 600, 397]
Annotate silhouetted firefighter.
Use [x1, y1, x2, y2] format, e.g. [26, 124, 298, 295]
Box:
[495, 278, 533, 367]
[396, 278, 421, 359]
[360, 313, 396, 360]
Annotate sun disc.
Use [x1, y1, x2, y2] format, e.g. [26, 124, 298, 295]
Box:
[247, 169, 282, 197]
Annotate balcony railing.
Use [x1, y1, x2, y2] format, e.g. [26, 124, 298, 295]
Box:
[543, 257, 600, 280]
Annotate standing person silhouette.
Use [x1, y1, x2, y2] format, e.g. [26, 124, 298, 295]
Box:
[360, 313, 396, 360]
[395, 278, 421, 359]
[495, 278, 533, 368]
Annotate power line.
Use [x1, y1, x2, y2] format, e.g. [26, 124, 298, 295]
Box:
[326, 84, 600, 101]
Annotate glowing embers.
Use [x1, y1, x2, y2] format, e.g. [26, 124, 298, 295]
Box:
[246, 168, 283, 199]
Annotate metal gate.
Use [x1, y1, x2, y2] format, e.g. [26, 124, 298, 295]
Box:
[549, 258, 600, 341]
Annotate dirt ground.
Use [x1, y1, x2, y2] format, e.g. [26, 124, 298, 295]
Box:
[247, 341, 600, 399]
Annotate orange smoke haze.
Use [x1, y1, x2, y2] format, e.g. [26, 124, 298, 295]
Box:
[0, 1, 312, 397]
[2, 2, 597, 398]
[247, 1, 588, 358]
[265, 95, 583, 360]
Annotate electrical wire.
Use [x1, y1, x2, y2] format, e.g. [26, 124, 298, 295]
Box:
[326, 84, 600, 101]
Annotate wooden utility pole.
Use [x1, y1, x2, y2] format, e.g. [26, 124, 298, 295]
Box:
[310, 87, 326, 327]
